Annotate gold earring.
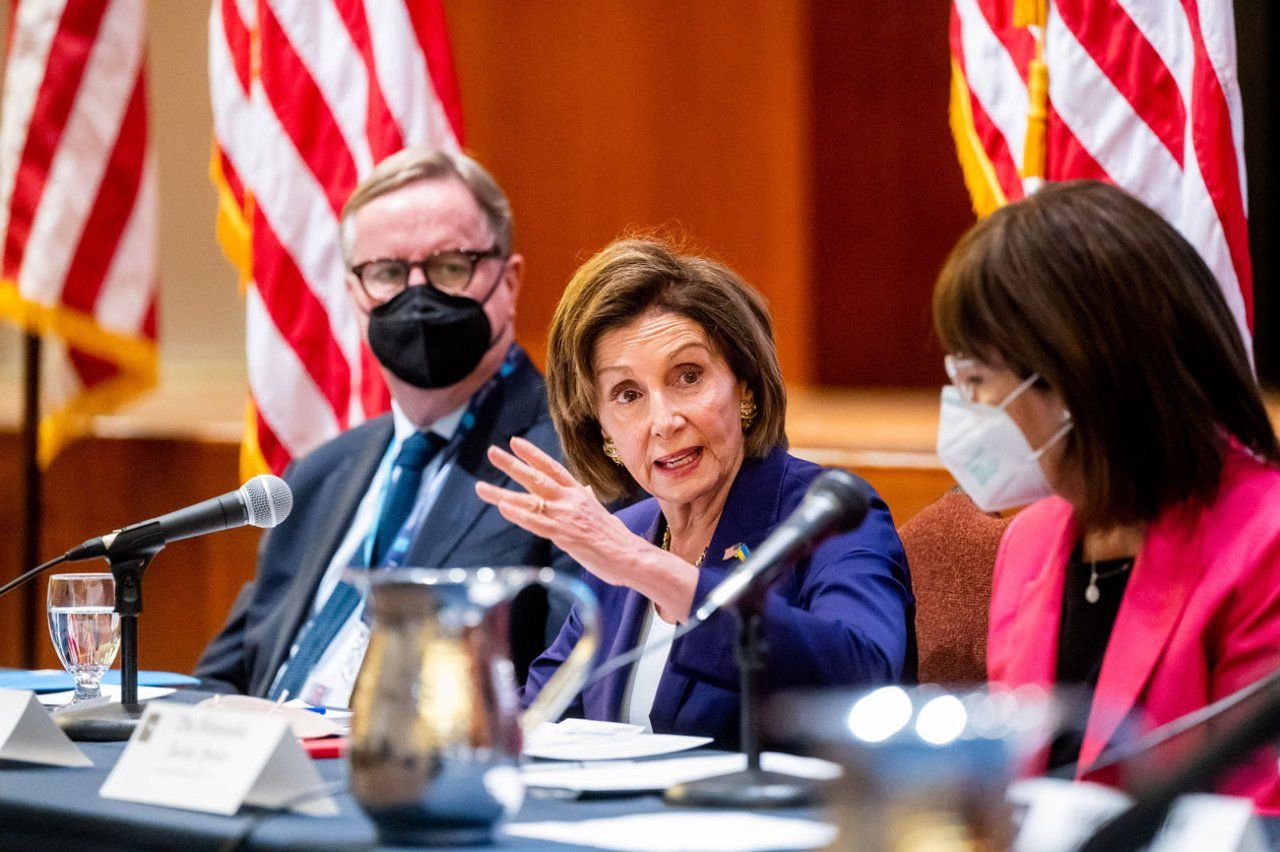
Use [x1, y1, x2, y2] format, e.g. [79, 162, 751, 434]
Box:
[740, 392, 758, 432]
[603, 437, 623, 464]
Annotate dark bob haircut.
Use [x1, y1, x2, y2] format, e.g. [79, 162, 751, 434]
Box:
[547, 238, 788, 502]
[933, 180, 1278, 528]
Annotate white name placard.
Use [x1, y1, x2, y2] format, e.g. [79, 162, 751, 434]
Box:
[99, 702, 337, 816]
[0, 688, 91, 767]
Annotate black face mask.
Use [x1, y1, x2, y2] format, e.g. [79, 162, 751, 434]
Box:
[367, 283, 499, 389]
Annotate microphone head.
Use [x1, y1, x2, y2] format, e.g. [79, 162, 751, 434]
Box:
[808, 469, 871, 532]
[239, 474, 293, 528]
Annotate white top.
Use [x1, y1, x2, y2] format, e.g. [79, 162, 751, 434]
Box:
[622, 602, 679, 730]
[269, 400, 466, 708]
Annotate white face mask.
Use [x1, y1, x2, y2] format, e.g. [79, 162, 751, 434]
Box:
[935, 373, 1072, 513]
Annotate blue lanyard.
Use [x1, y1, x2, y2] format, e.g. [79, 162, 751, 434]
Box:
[359, 346, 521, 569]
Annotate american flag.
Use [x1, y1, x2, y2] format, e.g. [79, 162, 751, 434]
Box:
[0, 0, 158, 464]
[949, 0, 1252, 358]
[209, 0, 463, 475]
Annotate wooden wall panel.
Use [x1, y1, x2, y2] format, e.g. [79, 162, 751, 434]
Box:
[0, 434, 258, 672]
[443, 0, 814, 383]
[809, 0, 976, 386]
[0, 434, 26, 668]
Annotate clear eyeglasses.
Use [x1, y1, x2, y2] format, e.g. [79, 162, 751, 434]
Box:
[349, 246, 503, 305]
[944, 354, 986, 404]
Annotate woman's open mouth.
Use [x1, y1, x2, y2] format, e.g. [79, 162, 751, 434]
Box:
[653, 447, 703, 475]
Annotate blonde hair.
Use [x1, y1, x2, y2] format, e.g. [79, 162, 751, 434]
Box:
[340, 147, 513, 262]
[548, 238, 787, 502]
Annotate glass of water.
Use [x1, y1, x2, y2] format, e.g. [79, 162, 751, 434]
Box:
[47, 573, 120, 704]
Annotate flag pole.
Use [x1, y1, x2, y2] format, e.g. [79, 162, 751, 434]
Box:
[20, 331, 42, 668]
[1015, 0, 1049, 194]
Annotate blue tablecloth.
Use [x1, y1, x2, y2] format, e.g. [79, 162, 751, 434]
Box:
[1, 737, 744, 851]
[6, 687, 1276, 850]
[0, 690, 824, 851]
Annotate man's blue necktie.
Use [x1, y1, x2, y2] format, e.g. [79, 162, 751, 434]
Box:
[270, 430, 445, 700]
[369, 430, 446, 567]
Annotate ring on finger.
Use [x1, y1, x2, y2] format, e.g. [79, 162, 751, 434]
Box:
[533, 496, 546, 514]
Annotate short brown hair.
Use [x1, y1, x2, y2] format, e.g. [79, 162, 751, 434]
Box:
[340, 147, 513, 262]
[933, 180, 1278, 528]
[548, 238, 788, 502]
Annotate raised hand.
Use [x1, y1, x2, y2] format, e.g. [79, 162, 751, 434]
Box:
[475, 436, 697, 620]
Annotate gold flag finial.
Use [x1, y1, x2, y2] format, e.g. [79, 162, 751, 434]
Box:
[1015, 0, 1049, 187]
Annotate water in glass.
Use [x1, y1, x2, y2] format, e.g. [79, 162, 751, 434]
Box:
[46, 574, 120, 704]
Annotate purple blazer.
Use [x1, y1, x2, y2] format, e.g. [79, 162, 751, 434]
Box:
[522, 447, 917, 748]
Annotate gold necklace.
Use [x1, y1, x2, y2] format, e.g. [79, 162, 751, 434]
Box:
[662, 526, 706, 567]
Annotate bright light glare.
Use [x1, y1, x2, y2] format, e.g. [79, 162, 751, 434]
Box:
[916, 694, 968, 745]
[847, 687, 912, 743]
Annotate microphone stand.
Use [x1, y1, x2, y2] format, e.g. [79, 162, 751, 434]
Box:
[665, 569, 822, 808]
[55, 524, 165, 742]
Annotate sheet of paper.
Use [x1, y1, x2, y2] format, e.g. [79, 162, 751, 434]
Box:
[195, 694, 346, 739]
[0, 689, 92, 767]
[506, 811, 837, 851]
[524, 718, 711, 761]
[522, 751, 841, 793]
[1150, 794, 1268, 852]
[100, 702, 337, 816]
[1010, 778, 1131, 852]
[39, 685, 175, 707]
[1010, 778, 1132, 852]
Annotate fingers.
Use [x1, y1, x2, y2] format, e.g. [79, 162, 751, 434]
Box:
[486, 445, 557, 498]
[475, 480, 558, 537]
[475, 479, 531, 510]
[496, 499, 557, 537]
[474, 480, 544, 514]
[509, 436, 579, 487]
[476, 480, 550, 518]
[478, 439, 612, 560]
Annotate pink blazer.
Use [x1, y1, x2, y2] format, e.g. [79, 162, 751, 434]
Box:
[988, 442, 1280, 812]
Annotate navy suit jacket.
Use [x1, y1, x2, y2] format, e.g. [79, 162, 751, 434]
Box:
[522, 447, 917, 748]
[194, 348, 576, 696]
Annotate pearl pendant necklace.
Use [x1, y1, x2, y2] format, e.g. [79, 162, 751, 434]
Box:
[1085, 559, 1134, 604]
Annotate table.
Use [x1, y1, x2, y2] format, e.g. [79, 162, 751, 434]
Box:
[9, 691, 1278, 851]
[0, 720, 825, 851]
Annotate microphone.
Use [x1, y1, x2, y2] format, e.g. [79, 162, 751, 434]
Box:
[64, 474, 294, 562]
[693, 468, 871, 622]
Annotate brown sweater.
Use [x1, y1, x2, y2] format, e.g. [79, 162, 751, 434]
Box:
[898, 489, 1011, 685]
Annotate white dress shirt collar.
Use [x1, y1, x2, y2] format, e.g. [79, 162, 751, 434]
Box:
[390, 398, 467, 445]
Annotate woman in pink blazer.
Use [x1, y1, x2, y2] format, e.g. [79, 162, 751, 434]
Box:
[931, 180, 1280, 812]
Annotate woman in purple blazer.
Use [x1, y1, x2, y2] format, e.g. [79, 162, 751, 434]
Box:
[476, 238, 915, 747]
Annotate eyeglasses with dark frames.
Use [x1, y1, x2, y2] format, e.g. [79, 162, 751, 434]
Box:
[350, 246, 504, 305]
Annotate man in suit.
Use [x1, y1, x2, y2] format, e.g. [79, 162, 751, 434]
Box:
[195, 148, 574, 705]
